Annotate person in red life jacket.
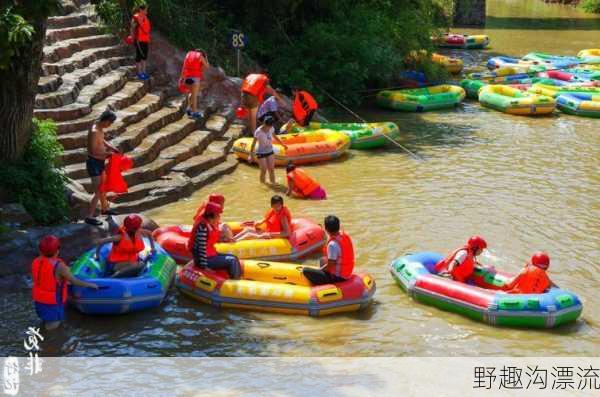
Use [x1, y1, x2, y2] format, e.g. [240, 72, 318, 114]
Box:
[32, 235, 98, 330]
[502, 252, 554, 294]
[189, 202, 241, 279]
[233, 195, 292, 241]
[435, 235, 487, 283]
[192, 193, 234, 242]
[130, 4, 151, 80]
[285, 162, 326, 200]
[95, 214, 156, 278]
[281, 88, 319, 134]
[240, 73, 278, 136]
[302, 215, 354, 285]
[179, 49, 210, 119]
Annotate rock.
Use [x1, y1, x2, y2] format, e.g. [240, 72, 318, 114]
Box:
[0, 204, 35, 228]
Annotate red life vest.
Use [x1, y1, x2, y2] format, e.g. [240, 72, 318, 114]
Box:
[434, 246, 475, 283]
[242, 74, 269, 102]
[108, 227, 145, 263]
[287, 169, 320, 197]
[31, 256, 67, 305]
[187, 218, 219, 257]
[264, 206, 292, 233]
[506, 264, 551, 294]
[181, 51, 205, 80]
[100, 154, 133, 194]
[323, 232, 355, 279]
[292, 91, 318, 126]
[133, 13, 151, 43]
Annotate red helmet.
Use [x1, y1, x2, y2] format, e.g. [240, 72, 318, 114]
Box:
[235, 106, 249, 119]
[204, 202, 223, 217]
[531, 252, 550, 270]
[208, 193, 225, 207]
[123, 214, 143, 231]
[39, 235, 60, 257]
[467, 235, 487, 252]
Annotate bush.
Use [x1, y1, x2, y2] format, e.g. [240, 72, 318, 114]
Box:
[581, 0, 600, 13]
[0, 119, 69, 225]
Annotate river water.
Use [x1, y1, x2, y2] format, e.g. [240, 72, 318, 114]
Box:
[2, 0, 599, 357]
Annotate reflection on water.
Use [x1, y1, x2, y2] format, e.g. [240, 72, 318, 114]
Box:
[1, 0, 599, 357]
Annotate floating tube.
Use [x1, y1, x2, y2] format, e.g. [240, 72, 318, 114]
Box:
[177, 261, 376, 316]
[479, 85, 555, 115]
[577, 49, 600, 64]
[522, 52, 581, 69]
[431, 53, 464, 74]
[556, 93, 600, 118]
[232, 130, 350, 166]
[389, 252, 582, 328]
[435, 34, 489, 49]
[376, 85, 465, 112]
[528, 83, 600, 98]
[69, 238, 177, 314]
[293, 122, 400, 150]
[153, 218, 326, 264]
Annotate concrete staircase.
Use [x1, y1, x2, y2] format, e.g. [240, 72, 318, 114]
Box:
[38, 0, 245, 216]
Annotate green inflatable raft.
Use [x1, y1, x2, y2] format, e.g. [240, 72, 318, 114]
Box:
[376, 85, 465, 112]
[293, 122, 400, 150]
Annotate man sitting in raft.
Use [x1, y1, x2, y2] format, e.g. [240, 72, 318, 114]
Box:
[189, 202, 241, 279]
[302, 215, 354, 285]
[286, 162, 326, 200]
[435, 235, 487, 283]
[192, 193, 234, 242]
[233, 195, 292, 241]
[240, 73, 278, 136]
[179, 49, 210, 119]
[33, 236, 98, 330]
[96, 214, 156, 278]
[502, 252, 553, 294]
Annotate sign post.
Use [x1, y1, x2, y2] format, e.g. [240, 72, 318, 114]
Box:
[229, 31, 248, 77]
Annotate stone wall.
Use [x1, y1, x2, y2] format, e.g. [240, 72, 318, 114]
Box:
[453, 0, 487, 27]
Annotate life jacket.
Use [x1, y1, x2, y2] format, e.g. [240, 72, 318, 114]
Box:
[108, 227, 145, 263]
[323, 232, 355, 279]
[264, 206, 292, 233]
[31, 256, 67, 305]
[181, 51, 205, 80]
[506, 264, 551, 294]
[434, 246, 475, 283]
[187, 218, 219, 257]
[292, 91, 318, 126]
[100, 154, 133, 194]
[241, 74, 269, 103]
[133, 13, 151, 43]
[287, 169, 320, 197]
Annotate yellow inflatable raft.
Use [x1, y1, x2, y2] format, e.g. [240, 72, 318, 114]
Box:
[479, 85, 556, 115]
[232, 130, 350, 166]
[432, 53, 464, 74]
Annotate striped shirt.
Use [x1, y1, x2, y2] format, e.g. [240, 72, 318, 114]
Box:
[192, 223, 208, 267]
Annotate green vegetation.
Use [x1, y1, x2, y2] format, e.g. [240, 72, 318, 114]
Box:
[0, 119, 69, 225]
[96, 0, 450, 104]
[581, 0, 600, 13]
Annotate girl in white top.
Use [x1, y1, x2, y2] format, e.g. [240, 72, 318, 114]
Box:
[248, 116, 287, 184]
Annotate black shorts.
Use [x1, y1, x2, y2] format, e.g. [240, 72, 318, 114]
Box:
[135, 41, 149, 62]
[256, 151, 274, 159]
[86, 156, 106, 177]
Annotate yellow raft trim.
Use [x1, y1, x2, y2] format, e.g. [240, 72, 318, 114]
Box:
[578, 49, 600, 58]
[479, 85, 556, 115]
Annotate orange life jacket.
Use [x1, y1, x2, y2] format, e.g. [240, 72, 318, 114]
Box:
[287, 169, 320, 197]
[108, 227, 145, 263]
[323, 231, 355, 279]
[292, 91, 318, 126]
[264, 206, 292, 233]
[133, 13, 151, 43]
[31, 256, 67, 305]
[434, 246, 475, 283]
[242, 74, 269, 102]
[181, 51, 205, 80]
[506, 264, 551, 294]
[187, 218, 219, 257]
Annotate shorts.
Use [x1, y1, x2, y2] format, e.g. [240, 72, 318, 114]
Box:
[86, 156, 106, 177]
[308, 186, 327, 200]
[35, 301, 65, 323]
[256, 151, 274, 159]
[135, 41, 149, 62]
[241, 92, 259, 109]
[184, 77, 201, 85]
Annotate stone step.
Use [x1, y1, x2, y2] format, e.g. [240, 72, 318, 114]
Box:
[33, 66, 134, 121]
[38, 75, 62, 94]
[36, 57, 132, 109]
[171, 140, 228, 177]
[219, 123, 246, 153]
[43, 34, 119, 64]
[43, 45, 128, 76]
[47, 13, 89, 30]
[45, 24, 102, 45]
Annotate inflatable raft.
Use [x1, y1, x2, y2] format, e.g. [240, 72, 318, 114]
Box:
[528, 83, 600, 98]
[294, 122, 400, 150]
[153, 218, 326, 264]
[432, 53, 464, 74]
[376, 85, 465, 112]
[479, 85, 555, 115]
[177, 261, 376, 316]
[69, 238, 177, 314]
[556, 93, 600, 118]
[232, 130, 350, 166]
[435, 33, 489, 49]
[522, 52, 581, 69]
[390, 252, 582, 328]
[460, 79, 487, 99]
[577, 49, 600, 64]
[486, 56, 543, 70]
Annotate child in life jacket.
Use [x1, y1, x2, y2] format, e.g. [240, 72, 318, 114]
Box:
[233, 195, 292, 241]
[435, 235, 487, 283]
[32, 235, 98, 330]
[302, 215, 355, 285]
[192, 193, 234, 242]
[285, 162, 326, 200]
[95, 214, 156, 278]
[502, 252, 554, 294]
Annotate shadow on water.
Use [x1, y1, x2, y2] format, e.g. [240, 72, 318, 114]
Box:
[485, 16, 600, 31]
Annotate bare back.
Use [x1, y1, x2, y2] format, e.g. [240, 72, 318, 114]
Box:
[88, 123, 106, 160]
